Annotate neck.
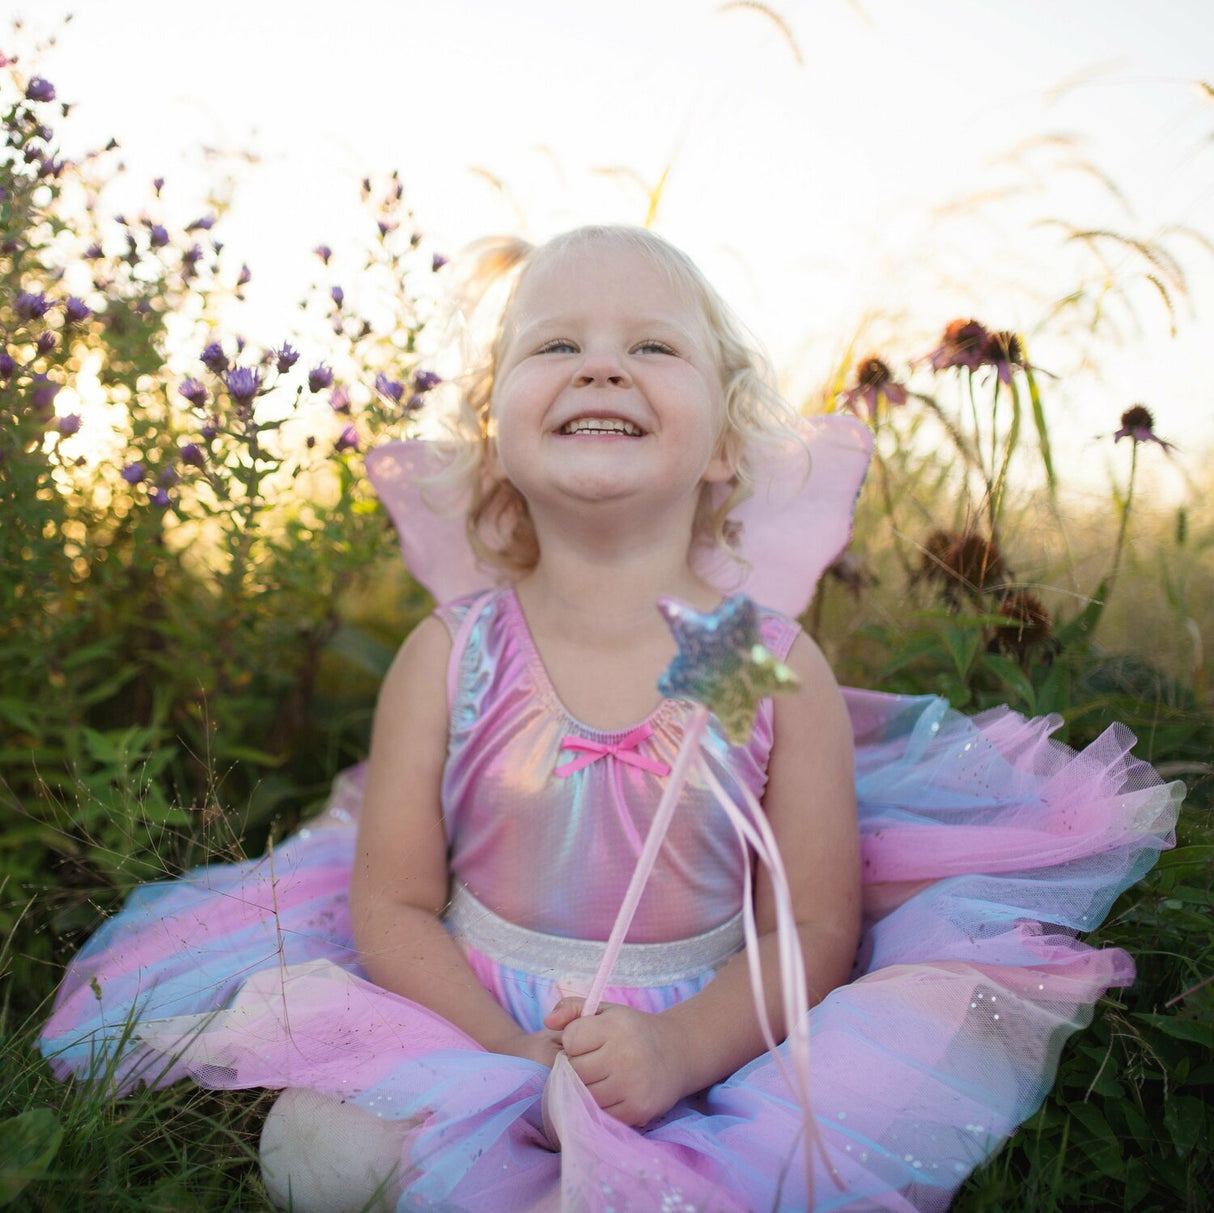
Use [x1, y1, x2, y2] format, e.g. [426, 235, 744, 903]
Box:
[516, 506, 719, 640]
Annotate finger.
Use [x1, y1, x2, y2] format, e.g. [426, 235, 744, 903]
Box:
[566, 1050, 611, 1088]
[559, 1015, 610, 1058]
[542, 996, 585, 1030]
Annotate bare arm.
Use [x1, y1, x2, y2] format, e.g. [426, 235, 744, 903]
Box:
[552, 631, 860, 1122]
[349, 615, 561, 1065]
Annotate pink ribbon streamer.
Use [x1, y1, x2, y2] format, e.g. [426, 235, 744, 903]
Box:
[554, 723, 672, 780]
[543, 705, 840, 1204]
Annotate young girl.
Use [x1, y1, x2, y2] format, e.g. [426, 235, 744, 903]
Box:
[43, 226, 1181, 1213]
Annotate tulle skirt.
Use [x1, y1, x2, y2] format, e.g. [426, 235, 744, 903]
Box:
[41, 689, 1181, 1212]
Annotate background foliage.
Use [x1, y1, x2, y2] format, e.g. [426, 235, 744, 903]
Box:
[1, 38, 1211, 1213]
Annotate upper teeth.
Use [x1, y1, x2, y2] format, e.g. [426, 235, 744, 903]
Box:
[561, 417, 642, 436]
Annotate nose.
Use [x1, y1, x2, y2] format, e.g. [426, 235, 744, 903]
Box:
[572, 350, 631, 388]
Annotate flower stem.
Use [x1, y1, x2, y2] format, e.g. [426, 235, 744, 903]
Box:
[1110, 440, 1138, 591]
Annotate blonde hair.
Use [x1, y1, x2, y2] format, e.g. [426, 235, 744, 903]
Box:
[433, 225, 798, 575]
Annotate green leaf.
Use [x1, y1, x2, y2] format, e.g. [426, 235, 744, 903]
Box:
[0, 698, 41, 734]
[978, 652, 1036, 712]
[1055, 579, 1108, 647]
[0, 1108, 64, 1205]
[326, 622, 397, 679]
[940, 624, 981, 680]
[1024, 364, 1056, 495]
[1162, 1094, 1205, 1156]
[1133, 1013, 1214, 1049]
[1066, 1101, 1122, 1176]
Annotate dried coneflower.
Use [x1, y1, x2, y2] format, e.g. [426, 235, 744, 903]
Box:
[991, 591, 1054, 659]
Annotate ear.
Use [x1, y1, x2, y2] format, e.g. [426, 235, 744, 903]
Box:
[702, 427, 742, 485]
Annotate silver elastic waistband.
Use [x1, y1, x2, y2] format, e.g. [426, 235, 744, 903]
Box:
[445, 884, 743, 987]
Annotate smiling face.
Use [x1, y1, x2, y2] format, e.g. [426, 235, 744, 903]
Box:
[488, 237, 734, 525]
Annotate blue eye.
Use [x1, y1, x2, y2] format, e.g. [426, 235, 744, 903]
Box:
[634, 340, 676, 355]
[536, 339, 577, 355]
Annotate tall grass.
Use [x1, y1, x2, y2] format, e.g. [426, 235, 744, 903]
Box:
[2, 25, 1211, 1213]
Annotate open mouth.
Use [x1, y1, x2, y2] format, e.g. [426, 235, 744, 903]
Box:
[558, 417, 644, 437]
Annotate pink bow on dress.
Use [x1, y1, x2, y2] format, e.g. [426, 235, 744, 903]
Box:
[553, 723, 672, 779]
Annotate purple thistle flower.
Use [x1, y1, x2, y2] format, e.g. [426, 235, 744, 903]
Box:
[237, 264, 252, 287]
[25, 76, 56, 103]
[84, 242, 103, 260]
[180, 442, 205, 467]
[375, 373, 404, 403]
[1114, 405, 1174, 452]
[328, 386, 352, 413]
[334, 424, 359, 453]
[187, 215, 216, 232]
[64, 296, 92, 324]
[178, 378, 208, 408]
[413, 369, 442, 393]
[314, 244, 332, 264]
[36, 123, 54, 142]
[122, 462, 147, 484]
[150, 487, 172, 508]
[56, 413, 82, 437]
[183, 243, 204, 270]
[407, 393, 425, 411]
[149, 224, 169, 248]
[224, 366, 261, 406]
[15, 291, 50, 320]
[431, 253, 448, 272]
[0, 352, 14, 379]
[201, 341, 229, 373]
[36, 331, 57, 355]
[30, 376, 59, 415]
[201, 419, 219, 439]
[159, 466, 179, 487]
[308, 364, 334, 393]
[330, 285, 344, 307]
[377, 219, 397, 238]
[275, 343, 300, 373]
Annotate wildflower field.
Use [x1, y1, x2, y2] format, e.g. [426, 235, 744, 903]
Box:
[2, 35, 1212, 1213]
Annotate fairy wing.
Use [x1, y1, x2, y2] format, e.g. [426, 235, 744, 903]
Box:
[365, 414, 872, 615]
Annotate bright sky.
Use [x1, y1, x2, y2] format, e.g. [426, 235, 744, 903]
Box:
[15, 0, 1214, 485]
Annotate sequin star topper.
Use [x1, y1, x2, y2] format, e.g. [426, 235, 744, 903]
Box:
[657, 594, 800, 744]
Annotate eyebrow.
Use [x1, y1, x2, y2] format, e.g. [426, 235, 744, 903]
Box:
[510, 313, 700, 344]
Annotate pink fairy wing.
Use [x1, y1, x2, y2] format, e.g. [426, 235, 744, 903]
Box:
[366, 415, 872, 614]
[693, 414, 873, 617]
[363, 441, 498, 604]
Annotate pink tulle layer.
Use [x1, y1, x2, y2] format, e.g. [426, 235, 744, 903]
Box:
[42, 690, 1181, 1211]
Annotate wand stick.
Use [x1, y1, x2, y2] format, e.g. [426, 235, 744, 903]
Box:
[579, 705, 709, 1018]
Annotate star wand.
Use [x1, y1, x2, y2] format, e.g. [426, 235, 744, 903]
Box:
[543, 594, 838, 1202]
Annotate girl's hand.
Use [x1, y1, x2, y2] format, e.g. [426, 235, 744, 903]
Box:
[493, 1027, 564, 1068]
[544, 997, 689, 1126]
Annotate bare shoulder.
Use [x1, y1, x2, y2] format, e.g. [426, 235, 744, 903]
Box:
[767, 629, 856, 830]
[374, 614, 452, 726]
[775, 630, 850, 734]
